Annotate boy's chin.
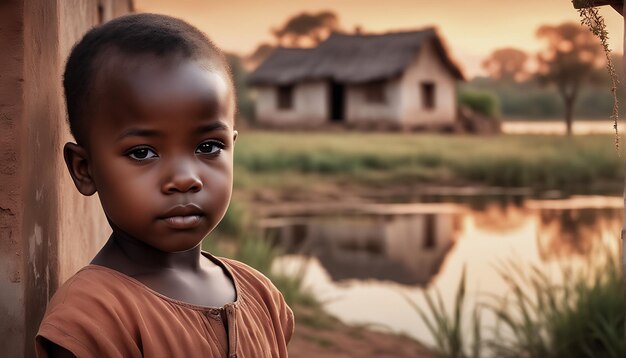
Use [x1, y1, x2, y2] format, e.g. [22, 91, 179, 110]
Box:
[108, 217, 215, 253]
[152, 234, 207, 253]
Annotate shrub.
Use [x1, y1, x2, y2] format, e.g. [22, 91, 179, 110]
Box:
[458, 89, 500, 117]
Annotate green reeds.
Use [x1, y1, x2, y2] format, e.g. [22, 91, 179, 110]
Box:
[405, 266, 482, 358]
[487, 244, 624, 358]
[411, 242, 624, 358]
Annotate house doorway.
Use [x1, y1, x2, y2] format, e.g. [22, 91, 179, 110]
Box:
[329, 81, 345, 122]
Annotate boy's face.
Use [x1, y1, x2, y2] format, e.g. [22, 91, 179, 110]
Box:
[65, 54, 237, 252]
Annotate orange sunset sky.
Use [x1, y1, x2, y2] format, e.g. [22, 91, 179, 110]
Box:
[134, 0, 624, 77]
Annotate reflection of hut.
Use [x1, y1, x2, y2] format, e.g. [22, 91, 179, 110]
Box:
[263, 204, 462, 286]
[248, 29, 464, 130]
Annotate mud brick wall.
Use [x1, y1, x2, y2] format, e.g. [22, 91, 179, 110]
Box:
[0, 1, 132, 356]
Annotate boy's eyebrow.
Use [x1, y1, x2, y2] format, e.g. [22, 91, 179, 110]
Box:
[196, 122, 229, 133]
[116, 128, 162, 141]
[116, 123, 229, 141]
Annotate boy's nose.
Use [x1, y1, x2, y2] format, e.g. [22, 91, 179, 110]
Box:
[162, 161, 203, 194]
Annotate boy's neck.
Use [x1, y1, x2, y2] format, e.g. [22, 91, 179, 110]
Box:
[104, 226, 205, 273]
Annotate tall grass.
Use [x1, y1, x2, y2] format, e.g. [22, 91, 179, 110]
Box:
[487, 244, 624, 358]
[234, 132, 623, 193]
[405, 266, 482, 358]
[411, 242, 623, 358]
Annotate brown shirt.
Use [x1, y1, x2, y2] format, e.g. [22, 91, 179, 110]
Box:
[35, 255, 294, 357]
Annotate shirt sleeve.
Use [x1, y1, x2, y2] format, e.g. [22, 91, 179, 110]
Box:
[275, 287, 295, 344]
[36, 322, 95, 358]
[35, 275, 141, 358]
[260, 272, 296, 345]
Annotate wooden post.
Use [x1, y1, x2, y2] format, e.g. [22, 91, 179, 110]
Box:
[620, 3, 626, 322]
[572, 0, 624, 13]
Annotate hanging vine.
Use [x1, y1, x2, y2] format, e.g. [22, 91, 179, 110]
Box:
[576, 0, 620, 150]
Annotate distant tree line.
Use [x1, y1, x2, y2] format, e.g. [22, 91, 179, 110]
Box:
[462, 22, 621, 135]
[460, 64, 623, 120]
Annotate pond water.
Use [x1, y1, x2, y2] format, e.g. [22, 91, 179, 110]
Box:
[502, 120, 619, 135]
[263, 195, 622, 347]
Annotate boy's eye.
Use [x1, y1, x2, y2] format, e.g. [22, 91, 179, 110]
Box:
[196, 142, 223, 155]
[128, 148, 158, 161]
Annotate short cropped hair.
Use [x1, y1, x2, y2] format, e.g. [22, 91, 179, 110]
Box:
[63, 13, 232, 144]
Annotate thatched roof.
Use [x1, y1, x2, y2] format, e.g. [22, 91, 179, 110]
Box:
[248, 28, 464, 86]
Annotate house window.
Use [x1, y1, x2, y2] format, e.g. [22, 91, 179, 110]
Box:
[421, 82, 435, 110]
[364, 81, 386, 104]
[277, 85, 294, 110]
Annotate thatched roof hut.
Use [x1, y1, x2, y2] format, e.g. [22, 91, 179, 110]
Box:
[248, 28, 465, 130]
[249, 29, 463, 85]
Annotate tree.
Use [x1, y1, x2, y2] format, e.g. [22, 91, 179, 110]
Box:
[246, 43, 276, 69]
[535, 22, 605, 135]
[272, 11, 339, 47]
[482, 48, 529, 82]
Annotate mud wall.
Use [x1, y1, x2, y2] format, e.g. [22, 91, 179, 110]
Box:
[0, 1, 132, 356]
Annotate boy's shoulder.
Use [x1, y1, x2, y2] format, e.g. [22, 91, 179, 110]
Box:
[215, 255, 291, 311]
[214, 255, 282, 298]
[36, 265, 151, 357]
[217, 256, 272, 283]
[45, 265, 137, 310]
[46, 257, 283, 310]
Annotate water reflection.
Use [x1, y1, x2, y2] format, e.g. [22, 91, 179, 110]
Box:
[502, 120, 617, 135]
[537, 208, 620, 260]
[263, 197, 621, 286]
[263, 205, 462, 286]
[264, 196, 622, 344]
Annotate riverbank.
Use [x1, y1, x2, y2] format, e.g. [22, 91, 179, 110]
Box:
[288, 305, 435, 357]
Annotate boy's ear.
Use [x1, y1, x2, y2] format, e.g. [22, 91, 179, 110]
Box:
[63, 142, 96, 196]
[233, 130, 238, 143]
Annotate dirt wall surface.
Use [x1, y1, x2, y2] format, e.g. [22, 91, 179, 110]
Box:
[616, 2, 626, 314]
[0, 0, 26, 355]
[21, 1, 63, 356]
[0, 1, 132, 356]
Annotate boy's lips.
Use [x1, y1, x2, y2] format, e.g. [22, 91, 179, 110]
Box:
[158, 204, 205, 229]
[160, 204, 204, 218]
[161, 215, 204, 229]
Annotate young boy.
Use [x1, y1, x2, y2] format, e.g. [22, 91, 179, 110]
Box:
[35, 13, 294, 357]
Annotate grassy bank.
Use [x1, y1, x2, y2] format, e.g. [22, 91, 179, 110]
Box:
[233, 131, 624, 196]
